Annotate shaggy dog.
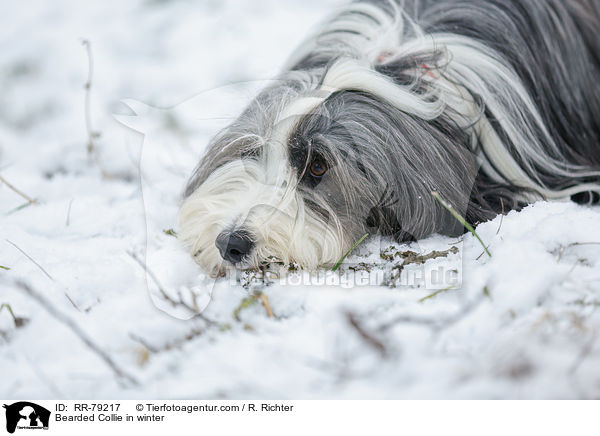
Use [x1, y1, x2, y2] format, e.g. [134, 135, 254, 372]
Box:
[179, 0, 600, 275]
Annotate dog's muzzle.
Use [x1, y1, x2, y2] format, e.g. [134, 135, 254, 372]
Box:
[215, 230, 255, 264]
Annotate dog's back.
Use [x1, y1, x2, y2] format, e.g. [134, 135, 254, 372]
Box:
[180, 0, 600, 271]
[419, 0, 600, 171]
[287, 0, 600, 197]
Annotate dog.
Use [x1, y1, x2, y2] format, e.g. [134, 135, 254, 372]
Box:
[178, 0, 600, 276]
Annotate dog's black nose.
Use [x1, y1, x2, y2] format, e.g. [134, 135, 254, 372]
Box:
[215, 231, 254, 264]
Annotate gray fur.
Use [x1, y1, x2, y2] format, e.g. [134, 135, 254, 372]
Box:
[182, 0, 600, 267]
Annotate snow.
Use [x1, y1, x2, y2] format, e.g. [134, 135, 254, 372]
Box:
[1, 0, 600, 399]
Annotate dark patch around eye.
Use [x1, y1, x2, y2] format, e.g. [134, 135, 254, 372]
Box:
[289, 135, 328, 188]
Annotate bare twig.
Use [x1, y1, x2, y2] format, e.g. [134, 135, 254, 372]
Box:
[127, 250, 217, 325]
[130, 327, 206, 354]
[16, 280, 139, 386]
[81, 39, 132, 181]
[0, 303, 28, 327]
[260, 292, 274, 318]
[0, 174, 39, 205]
[419, 285, 456, 303]
[6, 239, 54, 281]
[65, 198, 74, 227]
[129, 333, 159, 353]
[377, 295, 484, 333]
[81, 39, 100, 156]
[557, 242, 600, 262]
[347, 311, 388, 357]
[496, 198, 505, 235]
[64, 292, 82, 312]
[475, 199, 506, 259]
[127, 250, 170, 300]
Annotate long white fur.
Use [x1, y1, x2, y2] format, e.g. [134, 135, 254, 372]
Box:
[283, 2, 600, 198]
[179, 158, 345, 275]
[180, 0, 600, 273]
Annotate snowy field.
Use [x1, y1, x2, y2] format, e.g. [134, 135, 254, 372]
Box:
[1, 0, 600, 399]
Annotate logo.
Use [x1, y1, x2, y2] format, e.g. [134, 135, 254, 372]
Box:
[3, 402, 50, 434]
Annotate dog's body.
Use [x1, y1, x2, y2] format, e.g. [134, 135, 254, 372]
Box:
[180, 0, 600, 275]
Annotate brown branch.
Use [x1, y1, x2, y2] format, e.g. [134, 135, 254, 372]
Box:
[0, 174, 39, 205]
[260, 292, 274, 318]
[347, 311, 388, 357]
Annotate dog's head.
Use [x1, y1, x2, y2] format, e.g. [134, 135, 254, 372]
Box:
[178, 57, 491, 275]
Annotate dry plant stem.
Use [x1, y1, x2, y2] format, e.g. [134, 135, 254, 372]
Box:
[6, 239, 54, 281]
[0, 303, 18, 324]
[127, 251, 170, 302]
[16, 280, 139, 386]
[419, 285, 456, 302]
[0, 175, 39, 205]
[65, 199, 74, 226]
[260, 293, 274, 318]
[127, 251, 217, 326]
[347, 311, 388, 357]
[557, 242, 600, 261]
[82, 39, 98, 156]
[432, 191, 492, 258]
[377, 295, 484, 333]
[81, 39, 114, 179]
[496, 198, 505, 235]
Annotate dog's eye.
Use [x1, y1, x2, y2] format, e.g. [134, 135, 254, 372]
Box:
[309, 158, 327, 178]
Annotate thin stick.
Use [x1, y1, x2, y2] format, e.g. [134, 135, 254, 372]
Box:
[332, 233, 369, 271]
[127, 251, 170, 303]
[6, 239, 54, 281]
[558, 242, 600, 261]
[81, 39, 120, 180]
[419, 285, 455, 303]
[65, 198, 74, 227]
[0, 174, 38, 205]
[0, 303, 18, 324]
[496, 198, 505, 235]
[347, 312, 388, 357]
[378, 295, 484, 332]
[81, 39, 98, 156]
[260, 292, 274, 318]
[127, 251, 217, 325]
[432, 191, 491, 258]
[16, 280, 139, 386]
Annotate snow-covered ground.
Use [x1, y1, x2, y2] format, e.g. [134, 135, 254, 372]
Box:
[1, 0, 600, 399]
